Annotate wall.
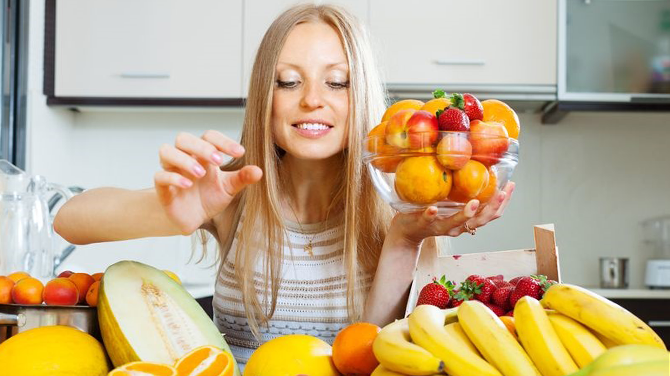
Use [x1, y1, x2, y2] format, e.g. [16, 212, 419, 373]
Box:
[25, 1, 670, 292]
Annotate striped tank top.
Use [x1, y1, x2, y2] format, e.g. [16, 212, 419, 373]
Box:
[212, 212, 373, 370]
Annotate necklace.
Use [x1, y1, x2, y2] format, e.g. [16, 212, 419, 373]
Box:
[286, 201, 321, 257]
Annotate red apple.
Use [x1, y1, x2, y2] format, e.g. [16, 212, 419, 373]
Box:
[385, 109, 417, 148]
[406, 110, 439, 149]
[470, 120, 510, 166]
[436, 133, 472, 170]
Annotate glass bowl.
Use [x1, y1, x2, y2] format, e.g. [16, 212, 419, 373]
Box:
[363, 130, 519, 215]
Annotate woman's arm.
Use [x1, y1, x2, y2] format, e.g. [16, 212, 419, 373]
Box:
[54, 188, 183, 245]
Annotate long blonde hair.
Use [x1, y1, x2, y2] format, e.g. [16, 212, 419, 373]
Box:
[212, 3, 391, 338]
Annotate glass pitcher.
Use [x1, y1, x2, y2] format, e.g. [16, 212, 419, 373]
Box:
[0, 160, 74, 282]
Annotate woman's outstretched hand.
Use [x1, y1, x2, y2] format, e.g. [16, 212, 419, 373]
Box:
[390, 182, 515, 246]
[153, 130, 263, 234]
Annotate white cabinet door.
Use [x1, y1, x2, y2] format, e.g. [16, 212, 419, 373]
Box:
[242, 1, 369, 95]
[369, 0, 557, 87]
[55, 0, 243, 98]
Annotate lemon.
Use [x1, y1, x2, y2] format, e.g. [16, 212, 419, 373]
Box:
[0, 325, 109, 376]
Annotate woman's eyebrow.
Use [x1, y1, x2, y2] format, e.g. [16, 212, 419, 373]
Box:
[276, 61, 348, 69]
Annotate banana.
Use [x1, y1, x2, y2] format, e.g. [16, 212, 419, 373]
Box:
[444, 322, 482, 357]
[570, 344, 669, 376]
[409, 305, 502, 376]
[587, 360, 670, 376]
[457, 300, 541, 376]
[372, 318, 444, 375]
[547, 311, 607, 368]
[541, 284, 666, 350]
[370, 364, 444, 376]
[591, 330, 618, 349]
[514, 296, 579, 376]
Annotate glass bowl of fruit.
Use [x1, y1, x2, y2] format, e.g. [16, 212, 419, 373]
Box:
[363, 92, 519, 215]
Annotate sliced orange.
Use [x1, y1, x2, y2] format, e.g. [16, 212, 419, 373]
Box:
[108, 361, 177, 376]
[174, 345, 235, 376]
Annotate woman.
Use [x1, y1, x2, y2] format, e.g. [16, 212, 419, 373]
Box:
[54, 3, 514, 367]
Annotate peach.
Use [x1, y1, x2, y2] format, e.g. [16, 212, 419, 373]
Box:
[68, 273, 95, 304]
[57, 270, 74, 278]
[436, 133, 472, 170]
[11, 277, 44, 305]
[43, 278, 79, 306]
[86, 281, 100, 307]
[91, 272, 104, 281]
[470, 120, 510, 166]
[385, 109, 417, 148]
[7, 271, 30, 283]
[395, 156, 452, 204]
[0, 276, 15, 304]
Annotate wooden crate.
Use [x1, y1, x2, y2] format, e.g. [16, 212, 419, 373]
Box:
[405, 224, 561, 317]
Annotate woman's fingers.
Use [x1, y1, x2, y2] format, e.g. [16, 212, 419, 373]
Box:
[154, 170, 193, 189]
[201, 130, 246, 160]
[494, 181, 515, 217]
[222, 165, 263, 196]
[159, 144, 207, 179]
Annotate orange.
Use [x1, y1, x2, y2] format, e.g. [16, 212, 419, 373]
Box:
[86, 280, 100, 307]
[448, 160, 489, 203]
[482, 99, 520, 139]
[0, 276, 15, 304]
[499, 316, 518, 340]
[395, 156, 452, 205]
[367, 121, 404, 173]
[11, 277, 44, 305]
[420, 97, 451, 118]
[91, 272, 104, 281]
[475, 166, 498, 204]
[381, 99, 424, 122]
[108, 361, 176, 376]
[7, 271, 30, 283]
[332, 322, 381, 376]
[68, 272, 95, 304]
[174, 345, 234, 376]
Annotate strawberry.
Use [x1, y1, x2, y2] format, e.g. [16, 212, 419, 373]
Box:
[534, 275, 558, 298]
[492, 285, 514, 311]
[449, 288, 470, 308]
[483, 302, 507, 316]
[462, 276, 496, 303]
[509, 276, 543, 309]
[486, 275, 504, 282]
[462, 93, 483, 121]
[508, 276, 524, 286]
[416, 275, 455, 309]
[491, 280, 513, 289]
[437, 94, 470, 132]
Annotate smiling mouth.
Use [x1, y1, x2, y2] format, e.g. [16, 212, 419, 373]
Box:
[292, 122, 333, 130]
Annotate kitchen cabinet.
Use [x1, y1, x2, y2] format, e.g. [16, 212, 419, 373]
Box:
[45, 0, 244, 105]
[241, 0, 369, 95]
[369, 0, 557, 90]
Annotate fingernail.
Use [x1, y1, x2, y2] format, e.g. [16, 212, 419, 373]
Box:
[192, 164, 205, 177]
[211, 152, 223, 165]
[233, 145, 245, 155]
[180, 178, 193, 188]
[498, 191, 506, 203]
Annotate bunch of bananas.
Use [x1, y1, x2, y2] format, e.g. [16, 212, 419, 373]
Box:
[371, 283, 668, 376]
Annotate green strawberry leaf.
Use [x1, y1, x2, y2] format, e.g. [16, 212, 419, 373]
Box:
[433, 89, 446, 99]
[450, 93, 465, 110]
[436, 109, 444, 118]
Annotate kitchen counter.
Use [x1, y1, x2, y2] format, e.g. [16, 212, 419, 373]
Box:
[587, 288, 670, 299]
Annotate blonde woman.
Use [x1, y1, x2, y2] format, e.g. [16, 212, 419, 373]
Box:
[54, 4, 513, 368]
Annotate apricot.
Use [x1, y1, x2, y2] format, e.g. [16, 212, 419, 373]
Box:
[43, 278, 79, 306]
[7, 271, 30, 283]
[448, 160, 490, 203]
[11, 277, 44, 305]
[86, 281, 100, 307]
[436, 133, 472, 170]
[68, 273, 95, 304]
[476, 166, 499, 204]
[91, 272, 104, 281]
[395, 156, 452, 204]
[57, 270, 74, 278]
[0, 276, 15, 304]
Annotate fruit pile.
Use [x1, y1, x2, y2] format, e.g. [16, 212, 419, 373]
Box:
[371, 283, 667, 376]
[416, 274, 557, 316]
[366, 91, 520, 206]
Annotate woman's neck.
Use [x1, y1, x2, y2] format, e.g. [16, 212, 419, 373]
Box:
[279, 153, 344, 224]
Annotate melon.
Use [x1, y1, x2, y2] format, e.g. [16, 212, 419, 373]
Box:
[0, 325, 109, 376]
[99, 260, 239, 375]
[243, 334, 340, 376]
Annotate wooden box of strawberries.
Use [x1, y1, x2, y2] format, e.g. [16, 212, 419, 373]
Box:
[405, 223, 560, 317]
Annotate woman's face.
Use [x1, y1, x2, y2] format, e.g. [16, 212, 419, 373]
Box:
[272, 21, 350, 160]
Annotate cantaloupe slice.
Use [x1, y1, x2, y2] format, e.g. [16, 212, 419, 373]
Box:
[98, 261, 239, 376]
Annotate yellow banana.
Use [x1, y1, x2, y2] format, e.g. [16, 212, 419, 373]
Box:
[370, 364, 444, 376]
[457, 300, 541, 376]
[372, 318, 444, 375]
[547, 311, 607, 368]
[541, 284, 666, 350]
[591, 330, 618, 349]
[587, 360, 670, 376]
[409, 305, 502, 376]
[444, 322, 482, 357]
[570, 344, 669, 376]
[514, 296, 579, 376]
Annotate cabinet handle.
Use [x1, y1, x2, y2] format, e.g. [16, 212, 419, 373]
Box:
[119, 72, 171, 79]
[434, 59, 486, 66]
[648, 321, 670, 327]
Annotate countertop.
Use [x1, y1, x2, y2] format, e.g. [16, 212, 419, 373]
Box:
[587, 287, 670, 299]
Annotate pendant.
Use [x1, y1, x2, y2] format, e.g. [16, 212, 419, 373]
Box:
[304, 242, 314, 256]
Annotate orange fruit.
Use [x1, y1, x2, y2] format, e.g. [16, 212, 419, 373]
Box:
[332, 322, 381, 376]
[86, 280, 100, 307]
[482, 99, 520, 139]
[7, 271, 30, 283]
[108, 361, 176, 376]
[420, 97, 452, 117]
[395, 156, 452, 205]
[367, 121, 404, 173]
[475, 166, 498, 204]
[11, 277, 44, 305]
[499, 316, 518, 340]
[381, 99, 424, 122]
[448, 160, 489, 203]
[0, 276, 15, 304]
[68, 272, 95, 304]
[174, 345, 234, 376]
[91, 272, 104, 281]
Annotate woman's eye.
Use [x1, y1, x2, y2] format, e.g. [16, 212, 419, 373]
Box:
[276, 80, 298, 89]
[328, 81, 350, 89]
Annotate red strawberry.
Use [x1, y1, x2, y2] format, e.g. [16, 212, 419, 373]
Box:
[448, 288, 470, 308]
[416, 275, 455, 309]
[491, 280, 513, 289]
[437, 95, 470, 132]
[468, 278, 496, 304]
[508, 276, 524, 286]
[492, 285, 514, 311]
[462, 93, 483, 121]
[509, 276, 543, 309]
[486, 275, 504, 282]
[483, 302, 507, 316]
[535, 275, 558, 298]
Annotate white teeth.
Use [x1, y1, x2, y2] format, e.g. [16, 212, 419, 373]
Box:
[296, 123, 330, 130]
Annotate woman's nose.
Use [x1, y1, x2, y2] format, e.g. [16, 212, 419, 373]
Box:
[300, 81, 325, 109]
